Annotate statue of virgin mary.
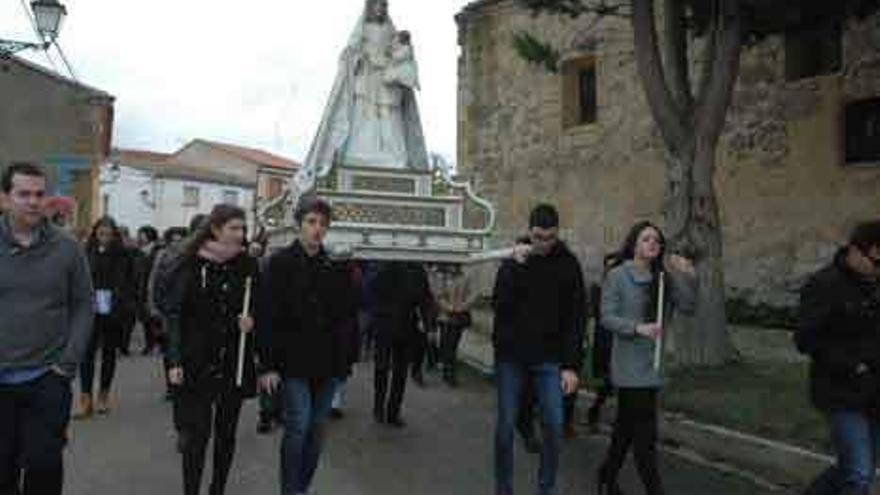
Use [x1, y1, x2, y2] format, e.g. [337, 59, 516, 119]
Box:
[293, 0, 429, 194]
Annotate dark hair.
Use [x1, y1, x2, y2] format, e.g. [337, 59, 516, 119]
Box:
[849, 220, 880, 253]
[397, 31, 411, 44]
[163, 227, 189, 245]
[528, 203, 559, 229]
[2, 162, 46, 193]
[618, 221, 667, 321]
[137, 226, 159, 243]
[188, 214, 208, 233]
[86, 216, 123, 253]
[184, 204, 246, 258]
[294, 195, 332, 226]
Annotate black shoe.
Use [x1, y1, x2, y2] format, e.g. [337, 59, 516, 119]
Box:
[120, 348, 131, 357]
[176, 433, 186, 453]
[329, 408, 344, 420]
[373, 405, 385, 424]
[597, 468, 625, 495]
[257, 417, 273, 434]
[386, 416, 406, 428]
[412, 373, 425, 387]
[587, 405, 601, 432]
[443, 373, 459, 388]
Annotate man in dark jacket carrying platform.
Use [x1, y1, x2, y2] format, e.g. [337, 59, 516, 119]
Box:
[797, 220, 880, 495]
[492, 203, 586, 495]
[256, 196, 358, 495]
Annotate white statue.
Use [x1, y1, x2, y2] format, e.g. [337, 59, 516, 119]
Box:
[298, 0, 429, 192]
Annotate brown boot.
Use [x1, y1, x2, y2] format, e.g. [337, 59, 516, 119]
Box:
[96, 391, 111, 414]
[74, 393, 93, 420]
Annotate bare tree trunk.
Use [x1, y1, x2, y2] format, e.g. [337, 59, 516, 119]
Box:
[632, 0, 743, 365]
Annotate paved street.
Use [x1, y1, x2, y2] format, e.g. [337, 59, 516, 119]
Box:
[64, 352, 778, 495]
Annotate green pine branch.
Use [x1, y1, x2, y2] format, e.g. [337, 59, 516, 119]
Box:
[512, 31, 561, 73]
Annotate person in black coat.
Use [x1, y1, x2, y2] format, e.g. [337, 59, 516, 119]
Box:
[76, 216, 137, 419]
[165, 205, 258, 495]
[372, 260, 435, 427]
[255, 196, 358, 495]
[797, 220, 880, 495]
[493, 204, 586, 495]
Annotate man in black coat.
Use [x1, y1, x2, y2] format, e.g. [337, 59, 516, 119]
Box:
[797, 220, 880, 495]
[256, 196, 358, 495]
[372, 260, 435, 427]
[493, 204, 586, 495]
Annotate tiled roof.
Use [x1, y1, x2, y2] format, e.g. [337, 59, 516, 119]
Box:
[113, 148, 253, 187]
[195, 140, 300, 171]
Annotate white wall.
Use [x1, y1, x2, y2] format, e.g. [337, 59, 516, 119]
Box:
[153, 179, 254, 232]
[100, 164, 254, 234]
[100, 164, 156, 233]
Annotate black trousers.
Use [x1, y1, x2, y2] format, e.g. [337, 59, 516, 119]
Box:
[374, 335, 413, 421]
[601, 387, 663, 495]
[80, 316, 121, 395]
[0, 373, 72, 495]
[410, 331, 438, 376]
[439, 322, 466, 378]
[178, 384, 243, 495]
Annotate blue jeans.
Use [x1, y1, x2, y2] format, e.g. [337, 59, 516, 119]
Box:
[804, 411, 880, 495]
[495, 362, 564, 495]
[280, 378, 339, 495]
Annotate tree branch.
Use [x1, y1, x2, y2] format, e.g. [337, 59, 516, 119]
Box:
[632, 0, 689, 152]
[663, 0, 694, 111]
[695, 0, 743, 149]
[695, 0, 719, 105]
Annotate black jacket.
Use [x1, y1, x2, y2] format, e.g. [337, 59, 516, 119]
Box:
[492, 240, 587, 370]
[87, 244, 137, 321]
[372, 261, 435, 343]
[796, 249, 880, 412]
[255, 241, 358, 379]
[166, 253, 258, 398]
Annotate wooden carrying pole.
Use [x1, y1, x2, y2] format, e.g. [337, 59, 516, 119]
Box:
[653, 271, 665, 372]
[236, 277, 253, 387]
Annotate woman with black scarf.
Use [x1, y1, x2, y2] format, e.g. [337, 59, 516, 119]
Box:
[76, 216, 136, 419]
[165, 204, 258, 495]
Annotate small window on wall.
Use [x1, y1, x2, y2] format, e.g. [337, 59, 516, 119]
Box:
[182, 186, 200, 207]
[562, 55, 598, 129]
[845, 98, 880, 165]
[223, 189, 240, 206]
[785, 23, 842, 81]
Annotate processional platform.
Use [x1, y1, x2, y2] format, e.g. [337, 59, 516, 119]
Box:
[262, 164, 499, 264]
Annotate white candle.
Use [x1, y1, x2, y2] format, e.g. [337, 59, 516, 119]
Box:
[236, 277, 253, 387]
[654, 271, 665, 372]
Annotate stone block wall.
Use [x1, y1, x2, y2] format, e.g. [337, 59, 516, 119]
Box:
[457, 0, 880, 308]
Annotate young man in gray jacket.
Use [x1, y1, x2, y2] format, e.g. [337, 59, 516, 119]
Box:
[0, 163, 94, 495]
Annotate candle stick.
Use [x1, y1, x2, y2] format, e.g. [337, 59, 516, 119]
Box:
[654, 271, 665, 372]
[236, 277, 252, 387]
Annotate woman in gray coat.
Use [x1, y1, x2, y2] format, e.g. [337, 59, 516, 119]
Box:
[596, 221, 698, 495]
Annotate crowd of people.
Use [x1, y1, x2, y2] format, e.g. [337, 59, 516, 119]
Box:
[2, 160, 879, 495]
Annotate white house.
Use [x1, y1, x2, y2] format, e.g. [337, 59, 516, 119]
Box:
[101, 149, 255, 234]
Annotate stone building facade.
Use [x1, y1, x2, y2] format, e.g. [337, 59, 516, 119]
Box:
[0, 56, 115, 234]
[456, 0, 880, 308]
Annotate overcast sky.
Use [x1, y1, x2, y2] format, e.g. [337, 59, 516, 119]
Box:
[1, 0, 474, 163]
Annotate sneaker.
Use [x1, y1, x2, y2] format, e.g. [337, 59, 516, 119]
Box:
[329, 408, 344, 420]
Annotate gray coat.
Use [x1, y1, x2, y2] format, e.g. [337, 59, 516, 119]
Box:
[601, 261, 698, 388]
[0, 215, 94, 376]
